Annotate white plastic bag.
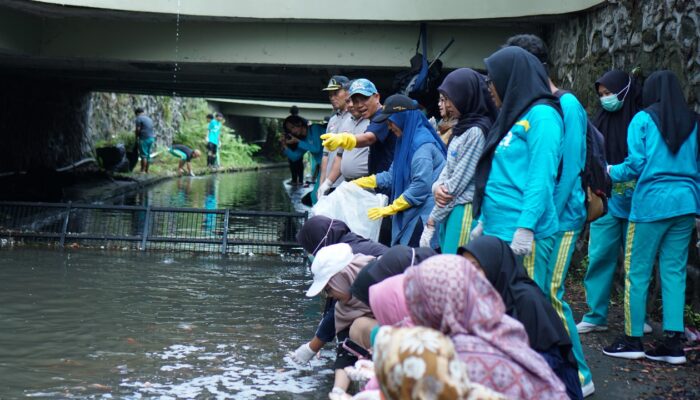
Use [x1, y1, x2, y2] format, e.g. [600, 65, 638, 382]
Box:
[312, 182, 388, 242]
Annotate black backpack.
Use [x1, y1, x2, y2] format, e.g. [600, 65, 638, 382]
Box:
[555, 90, 612, 222]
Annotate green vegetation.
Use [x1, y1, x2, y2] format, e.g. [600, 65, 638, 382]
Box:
[686, 304, 700, 327]
[97, 97, 259, 176]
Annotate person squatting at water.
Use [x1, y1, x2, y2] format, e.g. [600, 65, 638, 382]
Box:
[291, 217, 388, 393]
[305, 243, 378, 396]
[168, 144, 201, 177]
[461, 236, 582, 399]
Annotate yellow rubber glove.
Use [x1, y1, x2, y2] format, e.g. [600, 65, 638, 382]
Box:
[321, 132, 357, 151]
[368, 195, 411, 220]
[352, 175, 377, 189]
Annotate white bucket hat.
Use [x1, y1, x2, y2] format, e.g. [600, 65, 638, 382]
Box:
[306, 243, 354, 297]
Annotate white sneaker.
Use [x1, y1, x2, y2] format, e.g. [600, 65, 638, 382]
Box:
[582, 381, 595, 398]
[644, 322, 653, 334]
[576, 320, 608, 334]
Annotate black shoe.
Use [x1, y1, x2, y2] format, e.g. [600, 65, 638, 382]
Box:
[603, 335, 645, 359]
[645, 331, 686, 364]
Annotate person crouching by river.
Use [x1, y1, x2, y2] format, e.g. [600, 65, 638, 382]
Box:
[352, 94, 446, 247]
[305, 243, 376, 399]
[169, 144, 201, 177]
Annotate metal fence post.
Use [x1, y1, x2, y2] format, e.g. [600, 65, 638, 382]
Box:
[140, 205, 151, 251]
[59, 201, 72, 248]
[221, 209, 230, 255]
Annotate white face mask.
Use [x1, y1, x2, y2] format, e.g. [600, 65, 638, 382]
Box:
[600, 77, 631, 112]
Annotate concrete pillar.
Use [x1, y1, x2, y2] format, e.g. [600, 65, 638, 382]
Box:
[0, 78, 94, 173]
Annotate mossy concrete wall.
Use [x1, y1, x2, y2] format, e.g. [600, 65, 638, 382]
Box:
[547, 0, 700, 112]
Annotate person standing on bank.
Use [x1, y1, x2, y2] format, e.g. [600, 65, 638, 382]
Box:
[206, 113, 221, 168]
[353, 94, 446, 246]
[602, 70, 699, 365]
[419, 68, 496, 253]
[134, 107, 155, 174]
[471, 46, 563, 278]
[338, 88, 370, 182]
[505, 34, 594, 397]
[318, 76, 351, 199]
[577, 69, 649, 335]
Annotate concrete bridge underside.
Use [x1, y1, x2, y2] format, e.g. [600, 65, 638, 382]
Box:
[0, 0, 604, 102]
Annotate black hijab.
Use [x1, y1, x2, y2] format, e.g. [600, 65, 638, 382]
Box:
[472, 46, 562, 218]
[463, 236, 572, 354]
[593, 70, 642, 164]
[296, 215, 388, 257]
[643, 70, 698, 154]
[437, 68, 498, 142]
[350, 245, 437, 305]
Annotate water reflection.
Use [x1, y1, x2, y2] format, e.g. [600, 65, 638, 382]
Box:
[116, 169, 296, 213]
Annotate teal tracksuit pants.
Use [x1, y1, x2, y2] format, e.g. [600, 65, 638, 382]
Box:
[439, 203, 474, 255]
[582, 213, 629, 326]
[623, 215, 694, 337]
[545, 230, 592, 386]
[522, 235, 556, 289]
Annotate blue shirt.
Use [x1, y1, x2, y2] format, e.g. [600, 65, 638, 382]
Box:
[208, 120, 221, 145]
[367, 108, 397, 175]
[376, 143, 445, 245]
[553, 93, 587, 232]
[609, 111, 699, 222]
[283, 125, 324, 164]
[482, 104, 564, 241]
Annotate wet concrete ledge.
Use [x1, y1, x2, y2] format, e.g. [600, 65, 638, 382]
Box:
[62, 162, 288, 204]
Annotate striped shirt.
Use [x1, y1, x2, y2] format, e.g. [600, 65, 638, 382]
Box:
[429, 126, 485, 223]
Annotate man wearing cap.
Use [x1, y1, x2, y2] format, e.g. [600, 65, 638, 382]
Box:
[318, 76, 351, 198]
[321, 78, 396, 182]
[321, 78, 397, 245]
[338, 91, 370, 181]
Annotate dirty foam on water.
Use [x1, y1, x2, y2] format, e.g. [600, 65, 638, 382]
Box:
[0, 248, 332, 399]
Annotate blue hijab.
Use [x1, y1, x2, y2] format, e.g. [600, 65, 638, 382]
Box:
[388, 108, 446, 199]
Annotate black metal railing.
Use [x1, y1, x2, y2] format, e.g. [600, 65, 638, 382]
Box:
[0, 201, 307, 257]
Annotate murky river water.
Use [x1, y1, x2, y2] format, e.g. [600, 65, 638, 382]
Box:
[0, 169, 333, 399]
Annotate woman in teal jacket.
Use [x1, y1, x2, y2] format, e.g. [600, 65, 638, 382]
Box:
[577, 70, 647, 335]
[471, 46, 564, 286]
[602, 70, 699, 365]
[353, 94, 446, 246]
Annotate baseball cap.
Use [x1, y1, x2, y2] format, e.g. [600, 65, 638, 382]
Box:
[372, 94, 418, 123]
[348, 78, 378, 97]
[322, 75, 350, 91]
[306, 243, 354, 297]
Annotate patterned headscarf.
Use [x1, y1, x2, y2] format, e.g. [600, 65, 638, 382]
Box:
[403, 255, 567, 400]
[373, 326, 506, 400]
